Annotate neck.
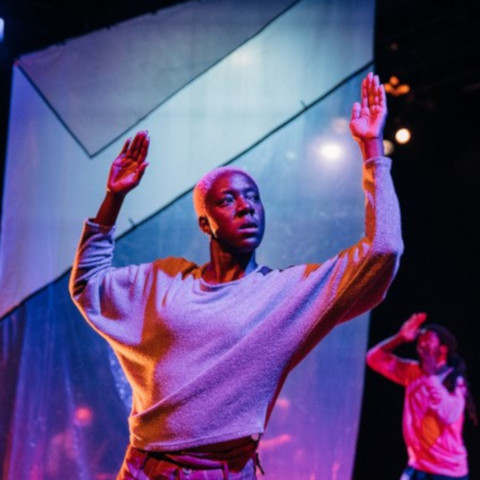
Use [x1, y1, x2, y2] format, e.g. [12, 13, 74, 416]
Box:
[202, 242, 258, 284]
[421, 358, 448, 375]
[434, 360, 448, 373]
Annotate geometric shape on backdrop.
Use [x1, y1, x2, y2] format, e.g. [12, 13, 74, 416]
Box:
[17, 0, 299, 156]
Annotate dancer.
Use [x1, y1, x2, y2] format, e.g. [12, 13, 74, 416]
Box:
[70, 72, 403, 479]
[367, 312, 477, 480]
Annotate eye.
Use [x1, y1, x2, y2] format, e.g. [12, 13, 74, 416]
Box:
[217, 195, 234, 206]
[245, 191, 260, 202]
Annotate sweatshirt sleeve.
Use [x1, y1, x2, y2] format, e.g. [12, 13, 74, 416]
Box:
[69, 220, 117, 299]
[366, 348, 414, 387]
[288, 157, 403, 366]
[423, 375, 466, 424]
[334, 156, 403, 319]
[68, 220, 147, 343]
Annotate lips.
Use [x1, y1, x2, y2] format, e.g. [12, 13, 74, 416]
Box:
[239, 221, 258, 230]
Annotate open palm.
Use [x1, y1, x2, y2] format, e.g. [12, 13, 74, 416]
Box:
[400, 312, 427, 342]
[350, 72, 387, 141]
[108, 130, 150, 195]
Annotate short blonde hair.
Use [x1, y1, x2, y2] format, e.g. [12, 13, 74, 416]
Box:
[192, 166, 256, 218]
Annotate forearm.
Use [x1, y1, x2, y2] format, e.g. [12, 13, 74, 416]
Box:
[367, 332, 405, 355]
[94, 191, 126, 226]
[333, 158, 402, 321]
[363, 155, 403, 252]
[366, 333, 406, 368]
[360, 138, 384, 161]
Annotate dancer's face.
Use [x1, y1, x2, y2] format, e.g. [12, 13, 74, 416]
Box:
[416, 330, 446, 365]
[201, 171, 265, 254]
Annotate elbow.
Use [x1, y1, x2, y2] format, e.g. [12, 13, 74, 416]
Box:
[68, 269, 86, 301]
[369, 241, 404, 283]
[372, 232, 404, 260]
[360, 249, 402, 309]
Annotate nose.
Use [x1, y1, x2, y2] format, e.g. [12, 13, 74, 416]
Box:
[236, 197, 254, 216]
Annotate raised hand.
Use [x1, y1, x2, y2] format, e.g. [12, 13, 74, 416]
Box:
[350, 72, 387, 142]
[107, 130, 150, 196]
[399, 312, 427, 342]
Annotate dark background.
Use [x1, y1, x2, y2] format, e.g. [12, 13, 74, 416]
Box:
[0, 0, 479, 478]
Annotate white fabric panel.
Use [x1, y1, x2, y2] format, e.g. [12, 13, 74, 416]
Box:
[0, 69, 109, 317]
[18, 0, 298, 156]
[0, 0, 374, 324]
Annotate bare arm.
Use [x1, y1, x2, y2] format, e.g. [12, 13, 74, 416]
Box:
[95, 130, 150, 226]
[366, 312, 427, 378]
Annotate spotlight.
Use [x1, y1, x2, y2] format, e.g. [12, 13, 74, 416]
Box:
[395, 128, 411, 144]
[318, 142, 342, 162]
[385, 76, 410, 96]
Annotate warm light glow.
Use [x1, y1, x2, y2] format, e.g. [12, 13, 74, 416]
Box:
[383, 139, 394, 156]
[74, 406, 94, 426]
[389, 76, 399, 86]
[385, 75, 410, 96]
[395, 128, 411, 144]
[385, 83, 410, 96]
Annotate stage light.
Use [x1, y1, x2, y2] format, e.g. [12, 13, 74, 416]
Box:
[383, 139, 394, 156]
[395, 127, 411, 144]
[317, 142, 343, 162]
[385, 75, 410, 96]
[0, 18, 4, 42]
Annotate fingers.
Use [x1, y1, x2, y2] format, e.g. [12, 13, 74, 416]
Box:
[361, 78, 368, 110]
[406, 312, 427, 328]
[379, 83, 387, 110]
[127, 130, 150, 163]
[350, 102, 361, 121]
[137, 161, 149, 182]
[120, 138, 131, 155]
[139, 134, 150, 162]
[413, 312, 427, 326]
[362, 72, 384, 108]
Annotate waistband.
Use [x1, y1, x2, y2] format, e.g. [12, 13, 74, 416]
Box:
[135, 437, 264, 477]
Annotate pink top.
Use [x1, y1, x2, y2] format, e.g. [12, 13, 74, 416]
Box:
[367, 352, 468, 476]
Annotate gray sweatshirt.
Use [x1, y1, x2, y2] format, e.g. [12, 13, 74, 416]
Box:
[69, 156, 403, 452]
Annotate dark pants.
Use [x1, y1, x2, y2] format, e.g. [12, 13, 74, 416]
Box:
[401, 466, 469, 480]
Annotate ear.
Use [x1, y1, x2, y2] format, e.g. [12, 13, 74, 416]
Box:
[198, 216, 213, 236]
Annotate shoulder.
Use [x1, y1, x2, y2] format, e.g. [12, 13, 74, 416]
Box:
[151, 256, 201, 277]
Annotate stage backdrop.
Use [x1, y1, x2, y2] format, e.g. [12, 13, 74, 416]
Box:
[0, 0, 375, 478]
